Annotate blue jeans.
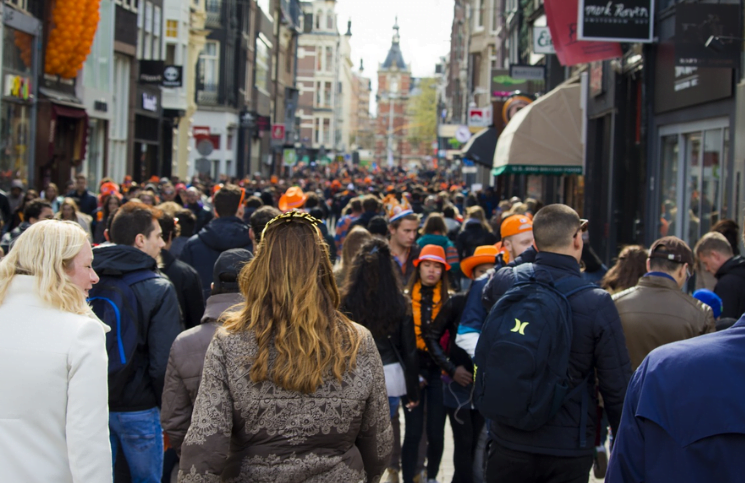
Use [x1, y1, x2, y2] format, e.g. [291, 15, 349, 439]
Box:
[109, 408, 163, 483]
[389, 396, 401, 419]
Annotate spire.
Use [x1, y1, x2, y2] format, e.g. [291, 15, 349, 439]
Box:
[382, 16, 406, 71]
[359, 59, 364, 73]
[346, 19, 352, 36]
[393, 16, 400, 44]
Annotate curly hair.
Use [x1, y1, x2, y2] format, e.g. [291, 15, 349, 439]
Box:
[340, 238, 409, 339]
[222, 218, 362, 394]
[0, 220, 94, 317]
[601, 245, 648, 293]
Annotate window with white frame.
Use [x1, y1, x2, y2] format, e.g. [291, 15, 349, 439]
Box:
[137, 1, 144, 58]
[255, 34, 271, 93]
[199, 41, 220, 89]
[316, 10, 322, 30]
[144, 2, 153, 60]
[257, 0, 271, 18]
[325, 46, 333, 73]
[84, 0, 113, 92]
[314, 118, 320, 144]
[326, 11, 333, 30]
[153, 6, 161, 60]
[475, 0, 485, 29]
[322, 118, 330, 145]
[491, 0, 500, 32]
[7, 0, 29, 11]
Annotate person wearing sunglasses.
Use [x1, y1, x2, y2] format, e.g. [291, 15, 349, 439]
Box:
[478, 204, 631, 483]
[613, 236, 716, 372]
[180, 185, 253, 301]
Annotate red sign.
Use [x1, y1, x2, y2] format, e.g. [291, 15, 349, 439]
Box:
[271, 124, 285, 140]
[193, 126, 210, 138]
[545, 0, 622, 67]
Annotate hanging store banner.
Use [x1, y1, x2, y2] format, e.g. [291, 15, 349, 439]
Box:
[578, 0, 654, 43]
[490, 69, 529, 100]
[674, 3, 741, 69]
[533, 26, 556, 54]
[545, 0, 623, 66]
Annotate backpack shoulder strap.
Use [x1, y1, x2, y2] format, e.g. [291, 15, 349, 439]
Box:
[554, 275, 595, 298]
[120, 269, 160, 287]
[512, 263, 535, 283]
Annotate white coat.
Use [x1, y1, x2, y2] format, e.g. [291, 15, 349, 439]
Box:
[0, 275, 112, 482]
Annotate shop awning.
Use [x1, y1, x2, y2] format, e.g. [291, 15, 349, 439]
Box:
[492, 83, 583, 176]
[462, 127, 498, 168]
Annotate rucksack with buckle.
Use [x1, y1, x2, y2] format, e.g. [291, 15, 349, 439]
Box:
[474, 263, 595, 447]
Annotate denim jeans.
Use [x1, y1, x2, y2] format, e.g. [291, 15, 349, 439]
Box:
[110, 407, 164, 483]
[402, 364, 447, 483]
[389, 396, 401, 419]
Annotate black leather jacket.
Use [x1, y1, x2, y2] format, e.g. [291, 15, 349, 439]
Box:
[373, 316, 420, 404]
[423, 293, 472, 377]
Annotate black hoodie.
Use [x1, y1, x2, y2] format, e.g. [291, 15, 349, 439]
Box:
[179, 216, 253, 300]
[92, 244, 183, 411]
[714, 255, 745, 319]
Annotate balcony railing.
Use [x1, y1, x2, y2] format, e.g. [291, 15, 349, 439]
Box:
[205, 0, 222, 27]
[197, 83, 219, 104]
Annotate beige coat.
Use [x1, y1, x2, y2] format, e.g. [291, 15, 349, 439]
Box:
[0, 275, 112, 483]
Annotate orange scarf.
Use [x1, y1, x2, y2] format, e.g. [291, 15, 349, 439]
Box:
[412, 280, 442, 351]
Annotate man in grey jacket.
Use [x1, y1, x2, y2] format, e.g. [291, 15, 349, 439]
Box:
[161, 248, 253, 459]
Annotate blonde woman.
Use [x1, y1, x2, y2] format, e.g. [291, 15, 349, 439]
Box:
[179, 211, 392, 482]
[0, 220, 111, 483]
[57, 197, 93, 242]
[334, 225, 372, 287]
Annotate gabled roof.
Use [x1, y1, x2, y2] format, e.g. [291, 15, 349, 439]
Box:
[381, 18, 406, 71]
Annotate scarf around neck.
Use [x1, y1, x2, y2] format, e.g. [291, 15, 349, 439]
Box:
[412, 280, 442, 351]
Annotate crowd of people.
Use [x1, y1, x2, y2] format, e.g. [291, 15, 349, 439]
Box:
[1, 166, 745, 483]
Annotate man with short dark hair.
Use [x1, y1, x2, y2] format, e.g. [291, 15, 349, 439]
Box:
[334, 197, 363, 252]
[349, 195, 382, 231]
[161, 248, 252, 460]
[158, 212, 205, 329]
[482, 204, 631, 483]
[180, 184, 252, 300]
[66, 174, 98, 215]
[615, 236, 715, 371]
[389, 211, 421, 285]
[92, 201, 182, 481]
[249, 206, 282, 247]
[695, 231, 745, 319]
[0, 199, 54, 255]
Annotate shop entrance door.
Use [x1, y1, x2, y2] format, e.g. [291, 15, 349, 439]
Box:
[658, 119, 730, 250]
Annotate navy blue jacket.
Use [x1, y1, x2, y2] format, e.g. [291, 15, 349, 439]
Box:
[608, 316, 745, 482]
[66, 189, 98, 215]
[484, 252, 631, 456]
[180, 216, 253, 300]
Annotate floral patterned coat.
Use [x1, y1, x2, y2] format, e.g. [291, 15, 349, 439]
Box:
[178, 324, 392, 483]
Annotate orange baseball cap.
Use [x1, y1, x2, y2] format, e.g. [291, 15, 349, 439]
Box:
[414, 245, 451, 271]
[461, 245, 499, 279]
[500, 214, 533, 238]
[278, 186, 307, 212]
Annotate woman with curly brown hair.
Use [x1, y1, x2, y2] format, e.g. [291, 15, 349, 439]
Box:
[601, 245, 649, 294]
[179, 211, 392, 482]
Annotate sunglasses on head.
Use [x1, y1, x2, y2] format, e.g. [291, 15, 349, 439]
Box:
[574, 219, 589, 237]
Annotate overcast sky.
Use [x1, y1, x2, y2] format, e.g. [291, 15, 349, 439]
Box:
[334, 0, 454, 114]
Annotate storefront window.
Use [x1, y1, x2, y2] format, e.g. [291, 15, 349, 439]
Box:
[683, 132, 702, 248]
[1, 26, 35, 190]
[659, 135, 679, 237]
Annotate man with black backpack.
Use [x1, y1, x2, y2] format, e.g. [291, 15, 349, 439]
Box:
[90, 201, 182, 482]
[474, 204, 631, 483]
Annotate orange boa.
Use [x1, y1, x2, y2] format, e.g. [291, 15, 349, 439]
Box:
[412, 280, 442, 351]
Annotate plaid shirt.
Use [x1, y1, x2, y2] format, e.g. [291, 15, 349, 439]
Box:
[334, 214, 361, 253]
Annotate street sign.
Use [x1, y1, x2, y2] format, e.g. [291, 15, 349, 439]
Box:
[509, 64, 546, 81]
[272, 124, 286, 140]
[193, 126, 210, 138]
[467, 107, 492, 128]
[533, 26, 555, 54]
[283, 148, 298, 166]
[196, 139, 214, 156]
[195, 158, 211, 174]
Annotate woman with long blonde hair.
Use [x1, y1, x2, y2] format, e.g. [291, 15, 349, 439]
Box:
[179, 211, 392, 482]
[0, 220, 111, 482]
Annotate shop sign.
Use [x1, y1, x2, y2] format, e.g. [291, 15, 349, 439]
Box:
[490, 69, 529, 100]
[255, 115, 271, 132]
[139, 60, 165, 84]
[142, 92, 158, 111]
[533, 27, 556, 55]
[509, 65, 546, 81]
[4, 75, 31, 100]
[674, 3, 741, 69]
[271, 124, 286, 140]
[193, 126, 211, 138]
[162, 65, 183, 88]
[468, 107, 492, 128]
[654, 41, 732, 114]
[283, 148, 298, 166]
[545, 0, 623, 66]
[578, 0, 654, 43]
[590, 62, 604, 97]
